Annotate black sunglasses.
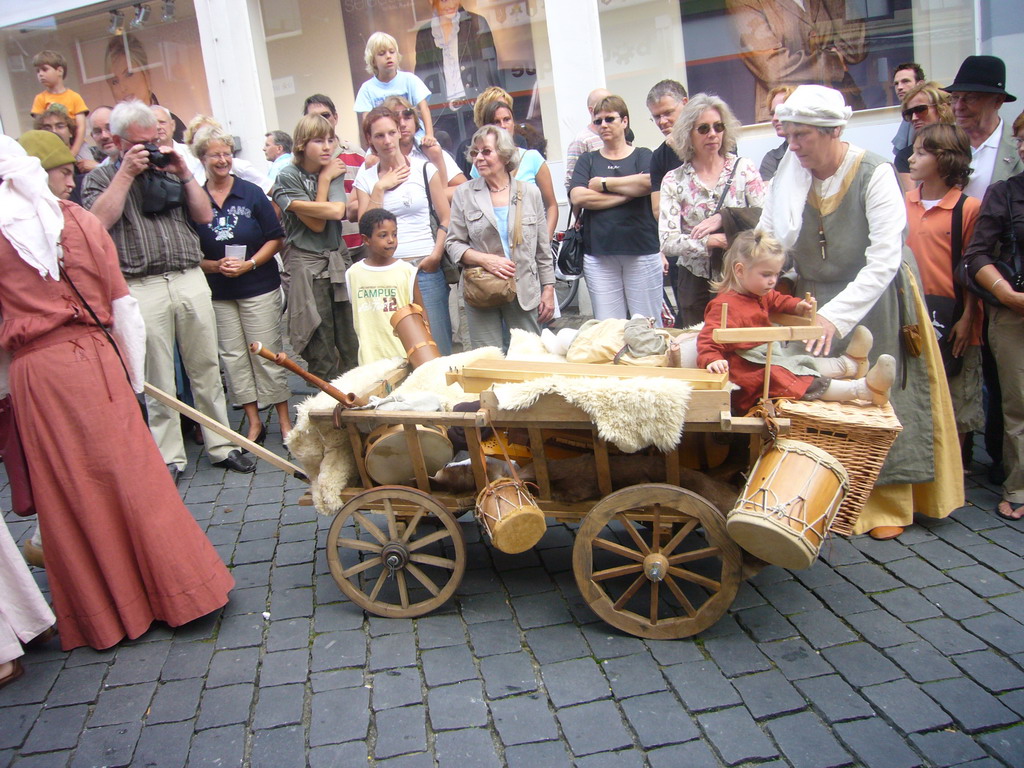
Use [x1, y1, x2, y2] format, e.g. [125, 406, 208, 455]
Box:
[592, 115, 620, 126]
[902, 104, 930, 121]
[696, 122, 725, 135]
[393, 108, 415, 119]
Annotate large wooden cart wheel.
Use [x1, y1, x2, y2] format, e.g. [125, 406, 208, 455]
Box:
[573, 483, 743, 639]
[327, 486, 466, 618]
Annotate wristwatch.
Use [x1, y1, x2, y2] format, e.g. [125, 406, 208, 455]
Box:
[601, 178, 608, 193]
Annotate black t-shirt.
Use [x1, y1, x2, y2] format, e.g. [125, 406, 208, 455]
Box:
[650, 140, 682, 194]
[570, 147, 660, 256]
[894, 144, 912, 174]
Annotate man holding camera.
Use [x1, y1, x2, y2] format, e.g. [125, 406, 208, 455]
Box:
[82, 99, 255, 479]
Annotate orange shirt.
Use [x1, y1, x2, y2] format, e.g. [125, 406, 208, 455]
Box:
[905, 186, 983, 345]
[31, 88, 89, 117]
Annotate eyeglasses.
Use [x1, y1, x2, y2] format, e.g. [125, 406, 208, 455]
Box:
[468, 147, 495, 158]
[695, 122, 725, 135]
[902, 104, 931, 121]
[205, 152, 233, 161]
[393, 109, 415, 119]
[592, 115, 620, 126]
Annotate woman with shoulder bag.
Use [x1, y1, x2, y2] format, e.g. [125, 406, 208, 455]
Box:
[446, 125, 554, 350]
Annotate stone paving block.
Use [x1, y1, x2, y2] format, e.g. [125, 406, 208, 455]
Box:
[104, 641, 172, 687]
[644, 638, 704, 666]
[892, 524, 937, 545]
[196, 683, 254, 730]
[308, 742, 369, 768]
[952, 649, 1024, 693]
[522, 623, 588, 664]
[836, 562, 902, 593]
[811, 581, 875, 615]
[618, 692, 700, 752]
[704, 631, 773, 676]
[579, 623, 646, 660]
[849, 535, 908, 563]
[147, 677, 204, 725]
[259, 648, 309, 687]
[221, 585, 269, 617]
[467, 619, 523, 658]
[662, 660, 741, 711]
[252, 682, 304, 729]
[963, 611, 1024, 655]
[480, 651, 538, 699]
[735, 604, 797, 643]
[237, 518, 275, 541]
[963, 542, 1024, 574]
[68, 721, 142, 768]
[861, 678, 952, 733]
[821, 642, 903, 687]
[311, 668, 364, 694]
[729, 580, 768, 611]
[761, 638, 836, 681]
[459, 592, 514, 624]
[43, 663, 107, 708]
[88, 680, 158, 728]
[510, 592, 572, 629]
[374, 752, 433, 768]
[279, 520, 317, 543]
[504, 740, 573, 768]
[766, 711, 853, 768]
[924, 677, 1019, 733]
[459, 568, 503, 595]
[0, 703, 40, 750]
[428, 681, 489, 730]
[271, 563, 313, 590]
[374, 705, 427, 760]
[792, 561, 846, 590]
[760, 580, 821, 615]
[501, 566, 557, 597]
[732, 669, 807, 719]
[789, 608, 857, 649]
[575, 749, 647, 767]
[884, 557, 950, 589]
[313, 605, 364, 634]
[161, 640, 215, 683]
[312, 630, 367, 672]
[489, 693, 559, 746]
[186, 723, 246, 768]
[910, 539, 976, 569]
[977, 723, 1024, 766]
[871, 587, 944, 623]
[947, 564, 1016, 598]
[1, 660, 60, 706]
[647, 739, 721, 768]
[1000, 687, 1024, 717]
[750, 566, 795, 587]
[273, 541, 313, 567]
[309, 686, 370, 747]
[845, 609, 918, 648]
[908, 618, 988, 655]
[883, 640, 961, 684]
[268, 586, 314, 620]
[216, 612, 265, 649]
[982, 526, 1024, 553]
[601, 652, 668, 699]
[433, 728, 501, 767]
[250, 725, 305, 768]
[991, 591, 1024, 625]
[928, 518, 984, 547]
[414, 614, 467, 650]
[265, 618, 311, 653]
[373, 667, 423, 710]
[133, 720, 194, 768]
[832, 718, 922, 768]
[921, 582, 993, 620]
[699, 706, 779, 764]
[421, 643, 477, 686]
[818, 536, 869, 566]
[231, 538, 277, 565]
[557, 699, 633, 757]
[228, 562, 271, 590]
[794, 674, 874, 723]
[10, 752, 75, 768]
[367, 617, 415, 637]
[913, 730, 986, 767]
[541, 657, 611, 708]
[700, 612, 745, 638]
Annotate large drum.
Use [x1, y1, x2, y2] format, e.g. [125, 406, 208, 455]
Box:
[726, 439, 849, 570]
[475, 477, 547, 554]
[364, 424, 454, 486]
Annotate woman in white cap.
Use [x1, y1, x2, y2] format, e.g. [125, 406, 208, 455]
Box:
[758, 84, 962, 540]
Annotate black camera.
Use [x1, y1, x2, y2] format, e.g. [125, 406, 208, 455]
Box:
[141, 142, 172, 169]
[139, 170, 184, 215]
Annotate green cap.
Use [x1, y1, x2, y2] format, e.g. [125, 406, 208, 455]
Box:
[18, 129, 76, 170]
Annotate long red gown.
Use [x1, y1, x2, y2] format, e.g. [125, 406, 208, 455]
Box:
[0, 201, 233, 651]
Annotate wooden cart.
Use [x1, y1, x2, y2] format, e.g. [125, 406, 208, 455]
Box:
[305, 366, 786, 641]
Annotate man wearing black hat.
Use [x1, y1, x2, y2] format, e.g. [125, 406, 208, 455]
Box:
[945, 55, 1022, 199]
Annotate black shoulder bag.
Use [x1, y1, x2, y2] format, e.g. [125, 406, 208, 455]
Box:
[959, 181, 1024, 305]
[423, 162, 460, 285]
[925, 192, 967, 378]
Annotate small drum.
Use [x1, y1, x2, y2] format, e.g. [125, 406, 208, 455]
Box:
[726, 439, 849, 570]
[390, 303, 440, 368]
[475, 477, 547, 554]
[364, 424, 454, 486]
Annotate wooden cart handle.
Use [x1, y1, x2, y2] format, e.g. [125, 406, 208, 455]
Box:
[250, 342, 364, 408]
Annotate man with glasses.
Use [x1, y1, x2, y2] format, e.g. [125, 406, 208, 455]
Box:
[944, 56, 1021, 198]
[300, 94, 364, 261]
[891, 62, 924, 159]
[88, 105, 117, 164]
[646, 79, 688, 215]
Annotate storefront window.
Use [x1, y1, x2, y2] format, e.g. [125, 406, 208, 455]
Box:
[1, 0, 211, 142]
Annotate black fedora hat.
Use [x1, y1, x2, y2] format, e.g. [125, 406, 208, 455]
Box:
[944, 55, 1016, 102]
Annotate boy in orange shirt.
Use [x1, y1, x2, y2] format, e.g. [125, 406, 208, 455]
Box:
[31, 50, 89, 159]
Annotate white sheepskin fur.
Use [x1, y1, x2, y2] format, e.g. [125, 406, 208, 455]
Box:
[493, 375, 692, 453]
[506, 329, 565, 363]
[393, 346, 504, 409]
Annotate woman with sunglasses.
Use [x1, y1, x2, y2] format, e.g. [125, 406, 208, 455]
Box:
[659, 93, 765, 326]
[894, 82, 954, 190]
[569, 95, 662, 323]
[354, 107, 454, 354]
[382, 95, 467, 202]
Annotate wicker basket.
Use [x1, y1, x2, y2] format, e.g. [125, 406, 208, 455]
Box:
[775, 400, 902, 535]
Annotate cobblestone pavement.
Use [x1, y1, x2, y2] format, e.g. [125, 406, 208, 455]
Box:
[2, 376, 1023, 767]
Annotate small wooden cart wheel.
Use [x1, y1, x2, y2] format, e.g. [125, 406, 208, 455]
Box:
[573, 483, 743, 639]
[327, 486, 466, 618]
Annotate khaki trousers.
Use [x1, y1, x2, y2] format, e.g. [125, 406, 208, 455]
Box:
[213, 290, 291, 407]
[988, 304, 1024, 503]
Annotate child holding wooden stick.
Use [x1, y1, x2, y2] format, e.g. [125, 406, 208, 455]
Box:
[697, 231, 894, 412]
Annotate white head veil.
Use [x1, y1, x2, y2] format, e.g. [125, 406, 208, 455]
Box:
[0, 135, 64, 280]
[769, 86, 851, 249]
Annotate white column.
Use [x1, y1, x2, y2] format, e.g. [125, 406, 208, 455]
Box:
[192, 0, 277, 170]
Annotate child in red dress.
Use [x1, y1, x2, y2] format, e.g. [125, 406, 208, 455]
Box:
[697, 231, 895, 413]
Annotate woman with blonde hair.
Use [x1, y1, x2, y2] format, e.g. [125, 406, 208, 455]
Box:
[660, 93, 766, 325]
